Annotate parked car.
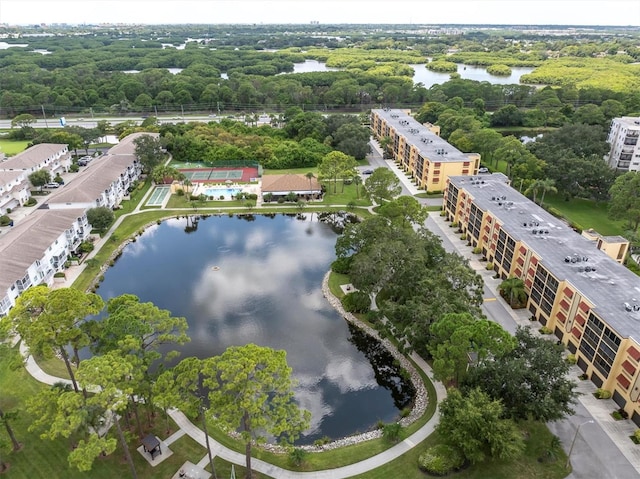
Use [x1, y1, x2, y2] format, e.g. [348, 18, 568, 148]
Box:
[478, 167, 490, 174]
[44, 182, 60, 188]
[363, 169, 374, 175]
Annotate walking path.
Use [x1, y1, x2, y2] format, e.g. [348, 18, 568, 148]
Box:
[13, 149, 640, 477]
[428, 212, 640, 478]
[19, 176, 447, 476]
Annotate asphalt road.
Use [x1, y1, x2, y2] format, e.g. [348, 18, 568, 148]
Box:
[364, 140, 640, 479]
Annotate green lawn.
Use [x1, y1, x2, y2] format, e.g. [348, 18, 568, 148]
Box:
[542, 194, 627, 237]
[490, 159, 627, 238]
[0, 344, 212, 479]
[321, 181, 371, 207]
[351, 423, 567, 479]
[0, 139, 30, 155]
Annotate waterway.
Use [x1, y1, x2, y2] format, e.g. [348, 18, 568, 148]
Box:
[96, 214, 414, 444]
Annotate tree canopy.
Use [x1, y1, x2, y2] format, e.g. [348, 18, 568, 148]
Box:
[202, 344, 310, 478]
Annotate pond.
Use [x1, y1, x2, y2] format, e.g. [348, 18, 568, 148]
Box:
[96, 214, 414, 444]
[280, 59, 534, 87]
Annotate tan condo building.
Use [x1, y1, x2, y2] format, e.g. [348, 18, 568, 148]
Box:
[370, 108, 480, 192]
[444, 173, 640, 425]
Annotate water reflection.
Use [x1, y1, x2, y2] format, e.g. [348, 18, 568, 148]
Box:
[97, 214, 413, 443]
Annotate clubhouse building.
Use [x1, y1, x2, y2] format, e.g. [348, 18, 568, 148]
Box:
[370, 108, 481, 192]
[443, 173, 640, 424]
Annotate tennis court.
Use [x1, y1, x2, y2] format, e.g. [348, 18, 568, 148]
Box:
[179, 166, 259, 183]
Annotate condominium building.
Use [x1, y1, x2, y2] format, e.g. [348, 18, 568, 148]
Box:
[0, 209, 90, 316]
[443, 173, 640, 424]
[0, 170, 30, 215]
[44, 132, 151, 210]
[0, 143, 71, 177]
[370, 109, 480, 192]
[0, 132, 154, 317]
[0, 143, 73, 215]
[605, 117, 640, 171]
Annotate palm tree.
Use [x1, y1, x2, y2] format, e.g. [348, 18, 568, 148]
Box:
[353, 175, 362, 199]
[183, 178, 193, 200]
[305, 172, 315, 198]
[538, 179, 557, 208]
[524, 178, 557, 207]
[499, 277, 527, 308]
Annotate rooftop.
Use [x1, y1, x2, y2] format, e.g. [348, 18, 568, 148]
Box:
[613, 117, 640, 129]
[46, 154, 137, 204]
[0, 208, 85, 292]
[448, 173, 640, 340]
[372, 109, 474, 164]
[0, 143, 68, 170]
[261, 174, 321, 193]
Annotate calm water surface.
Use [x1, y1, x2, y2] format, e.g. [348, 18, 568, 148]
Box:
[97, 214, 413, 443]
[284, 59, 534, 87]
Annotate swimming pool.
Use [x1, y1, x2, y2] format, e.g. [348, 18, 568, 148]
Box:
[203, 187, 242, 199]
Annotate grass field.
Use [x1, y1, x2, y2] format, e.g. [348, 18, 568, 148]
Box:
[490, 159, 628, 238]
[0, 139, 29, 155]
[543, 194, 627, 236]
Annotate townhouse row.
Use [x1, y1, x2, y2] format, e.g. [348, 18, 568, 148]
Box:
[443, 173, 640, 424]
[0, 143, 71, 215]
[0, 132, 157, 317]
[370, 108, 481, 192]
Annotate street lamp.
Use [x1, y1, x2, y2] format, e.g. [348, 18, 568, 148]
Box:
[198, 395, 218, 479]
[565, 419, 594, 469]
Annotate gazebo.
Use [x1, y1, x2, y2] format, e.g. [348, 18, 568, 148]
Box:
[141, 434, 162, 460]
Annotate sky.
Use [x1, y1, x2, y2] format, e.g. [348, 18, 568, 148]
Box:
[0, 0, 639, 27]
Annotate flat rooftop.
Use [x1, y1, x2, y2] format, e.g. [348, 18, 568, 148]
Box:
[372, 109, 474, 164]
[614, 117, 640, 129]
[449, 173, 640, 340]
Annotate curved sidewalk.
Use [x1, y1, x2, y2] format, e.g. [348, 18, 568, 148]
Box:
[20, 342, 443, 478]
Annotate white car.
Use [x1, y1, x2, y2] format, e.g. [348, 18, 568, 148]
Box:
[44, 182, 60, 188]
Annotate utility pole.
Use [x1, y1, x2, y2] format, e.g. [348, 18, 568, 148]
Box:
[41, 105, 49, 128]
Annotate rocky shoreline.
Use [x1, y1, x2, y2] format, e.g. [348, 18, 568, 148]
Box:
[259, 271, 429, 454]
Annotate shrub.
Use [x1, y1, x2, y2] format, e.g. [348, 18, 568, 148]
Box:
[418, 444, 465, 476]
[25, 197, 37, 206]
[439, 210, 446, 217]
[70, 163, 80, 172]
[247, 193, 258, 200]
[459, 233, 467, 240]
[382, 423, 402, 442]
[566, 353, 577, 365]
[341, 291, 371, 313]
[595, 388, 612, 399]
[53, 272, 66, 278]
[79, 241, 95, 254]
[313, 436, 331, 447]
[277, 197, 286, 204]
[634, 429, 640, 442]
[472, 246, 482, 254]
[451, 222, 459, 228]
[288, 448, 308, 467]
[364, 309, 382, 324]
[485, 262, 494, 270]
[0, 215, 11, 226]
[539, 326, 553, 335]
[6, 208, 11, 214]
[176, 188, 185, 196]
[331, 256, 352, 274]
